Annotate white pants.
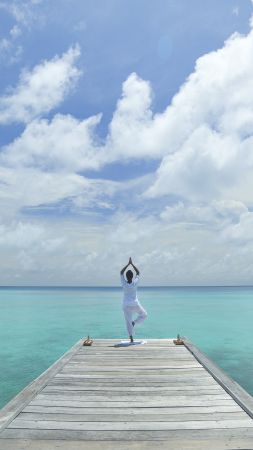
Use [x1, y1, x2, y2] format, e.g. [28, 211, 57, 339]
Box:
[123, 302, 147, 336]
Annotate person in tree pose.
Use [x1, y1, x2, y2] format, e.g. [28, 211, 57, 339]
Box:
[120, 257, 147, 343]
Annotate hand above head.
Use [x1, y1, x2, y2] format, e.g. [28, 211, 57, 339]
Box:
[121, 257, 140, 275]
[130, 258, 140, 275]
[121, 258, 131, 275]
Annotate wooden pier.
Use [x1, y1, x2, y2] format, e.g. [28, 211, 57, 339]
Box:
[0, 338, 253, 449]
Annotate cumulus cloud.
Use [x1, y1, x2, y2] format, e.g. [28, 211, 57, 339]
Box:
[1, 113, 103, 171]
[0, 45, 81, 124]
[221, 209, 253, 244]
[160, 200, 248, 228]
[144, 28, 253, 203]
[0, 164, 124, 220]
[0, 166, 87, 214]
[0, 221, 45, 248]
[2, 18, 253, 284]
[105, 71, 188, 161]
[103, 23, 253, 206]
[0, 219, 66, 278]
[106, 73, 155, 160]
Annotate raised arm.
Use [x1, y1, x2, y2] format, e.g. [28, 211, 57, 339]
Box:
[129, 257, 140, 275]
[120, 258, 131, 275]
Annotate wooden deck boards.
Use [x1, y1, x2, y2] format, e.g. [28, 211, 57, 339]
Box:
[0, 338, 253, 449]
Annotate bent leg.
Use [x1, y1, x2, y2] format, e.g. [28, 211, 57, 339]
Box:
[133, 303, 147, 326]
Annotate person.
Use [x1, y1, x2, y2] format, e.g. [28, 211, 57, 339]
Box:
[120, 257, 147, 343]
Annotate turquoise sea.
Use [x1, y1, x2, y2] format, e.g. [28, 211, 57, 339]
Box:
[0, 286, 253, 409]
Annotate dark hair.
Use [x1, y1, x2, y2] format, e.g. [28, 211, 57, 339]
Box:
[126, 270, 133, 282]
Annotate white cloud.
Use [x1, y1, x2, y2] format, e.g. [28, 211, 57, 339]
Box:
[0, 0, 42, 64]
[0, 166, 88, 215]
[221, 209, 253, 244]
[0, 26, 23, 65]
[0, 45, 81, 124]
[2, 206, 253, 285]
[0, 221, 44, 248]
[160, 200, 248, 228]
[144, 28, 253, 204]
[105, 71, 186, 161]
[2, 18, 253, 284]
[0, 219, 66, 276]
[104, 24, 253, 189]
[1, 113, 103, 171]
[106, 73, 155, 160]
[0, 163, 125, 223]
[0, 0, 43, 27]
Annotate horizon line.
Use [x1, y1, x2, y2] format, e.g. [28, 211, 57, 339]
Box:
[1, 284, 253, 288]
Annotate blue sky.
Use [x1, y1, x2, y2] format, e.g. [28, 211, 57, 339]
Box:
[1, 0, 251, 144]
[1, 0, 253, 285]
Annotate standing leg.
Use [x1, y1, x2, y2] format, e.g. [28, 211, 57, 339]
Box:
[123, 306, 134, 341]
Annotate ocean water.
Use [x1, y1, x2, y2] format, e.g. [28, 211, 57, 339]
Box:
[0, 286, 253, 409]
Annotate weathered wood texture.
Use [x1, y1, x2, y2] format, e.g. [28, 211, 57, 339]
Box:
[0, 338, 253, 449]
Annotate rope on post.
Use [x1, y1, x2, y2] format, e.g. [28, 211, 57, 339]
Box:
[173, 334, 184, 345]
[83, 335, 93, 346]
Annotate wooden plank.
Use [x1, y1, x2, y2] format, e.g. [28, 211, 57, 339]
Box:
[34, 393, 231, 402]
[4, 427, 253, 441]
[76, 352, 189, 356]
[62, 363, 204, 369]
[76, 346, 189, 350]
[80, 340, 181, 343]
[70, 359, 196, 363]
[60, 370, 206, 376]
[59, 369, 205, 376]
[48, 379, 218, 387]
[74, 356, 192, 361]
[78, 349, 183, 352]
[55, 371, 212, 382]
[23, 405, 243, 415]
[78, 341, 183, 344]
[82, 346, 181, 349]
[44, 384, 222, 392]
[74, 353, 187, 356]
[67, 360, 200, 366]
[76, 344, 188, 348]
[8, 418, 253, 431]
[53, 364, 202, 371]
[72, 355, 195, 359]
[70, 354, 196, 358]
[1, 438, 253, 450]
[41, 386, 224, 397]
[0, 339, 83, 433]
[18, 411, 248, 422]
[75, 352, 186, 355]
[184, 338, 253, 419]
[41, 391, 226, 398]
[28, 399, 237, 408]
[67, 357, 202, 368]
[54, 377, 211, 383]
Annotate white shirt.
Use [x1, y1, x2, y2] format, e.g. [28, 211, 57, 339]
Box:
[121, 274, 140, 305]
